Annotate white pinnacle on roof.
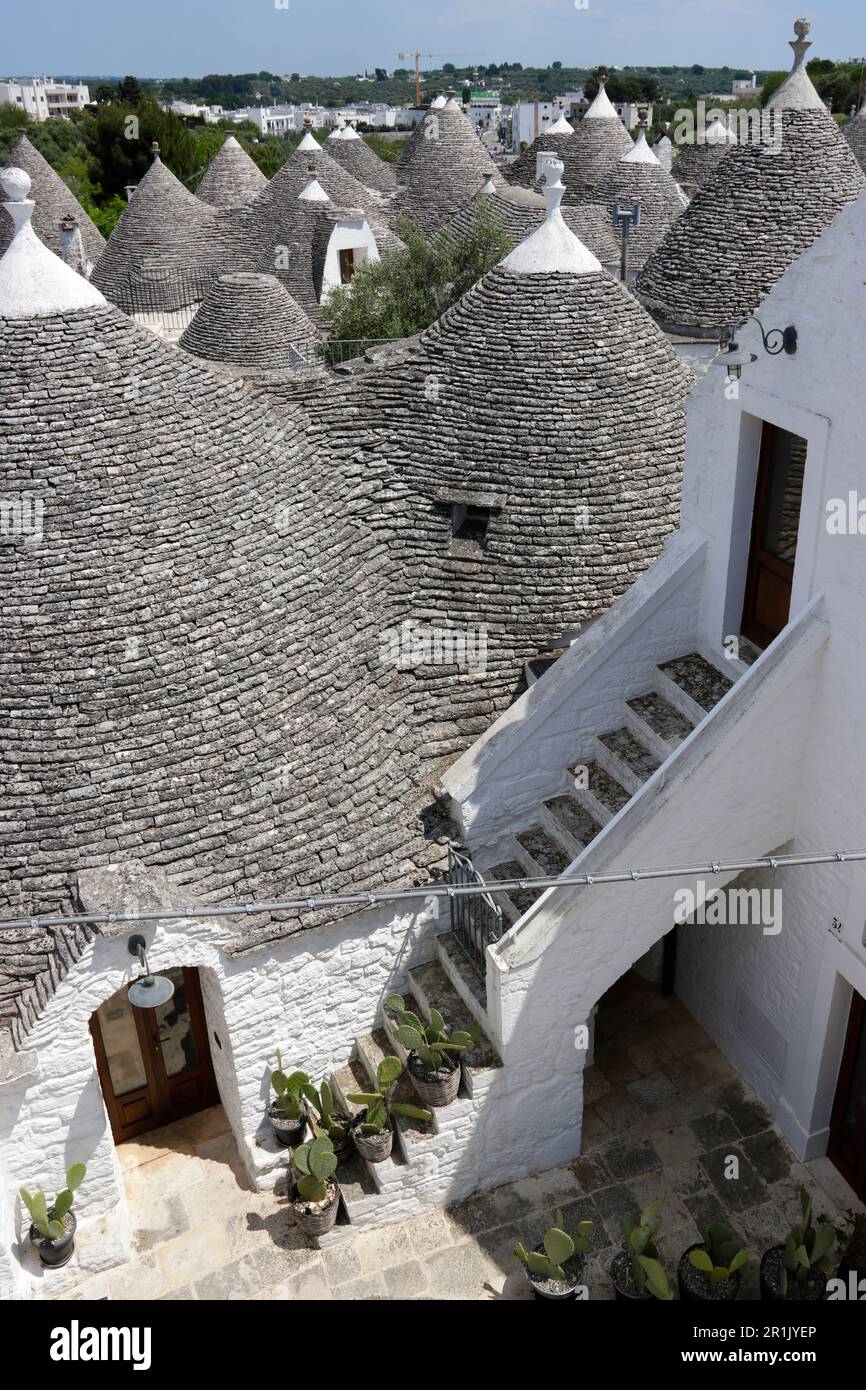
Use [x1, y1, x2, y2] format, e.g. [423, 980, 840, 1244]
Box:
[0, 168, 105, 318]
[341, 124, 362, 142]
[502, 158, 602, 275]
[298, 131, 320, 152]
[705, 116, 738, 146]
[431, 95, 447, 109]
[621, 128, 661, 165]
[444, 98, 462, 112]
[584, 82, 620, 120]
[326, 125, 344, 141]
[298, 174, 329, 202]
[481, 175, 497, 195]
[767, 18, 824, 112]
[546, 113, 574, 136]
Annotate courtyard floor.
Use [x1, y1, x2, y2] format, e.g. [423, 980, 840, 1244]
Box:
[41, 974, 864, 1301]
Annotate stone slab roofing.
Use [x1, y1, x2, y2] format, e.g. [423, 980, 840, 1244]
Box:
[178, 271, 318, 365]
[0, 132, 105, 268]
[329, 127, 398, 192]
[92, 151, 248, 312]
[448, 180, 620, 267]
[505, 119, 575, 189]
[559, 96, 634, 204]
[673, 118, 737, 191]
[844, 102, 866, 173]
[393, 105, 503, 232]
[636, 22, 866, 332]
[195, 134, 268, 208]
[595, 132, 687, 270]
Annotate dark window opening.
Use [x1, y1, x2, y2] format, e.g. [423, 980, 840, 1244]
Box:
[451, 503, 491, 552]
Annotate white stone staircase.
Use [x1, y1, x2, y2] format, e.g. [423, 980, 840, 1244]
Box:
[477, 651, 735, 928]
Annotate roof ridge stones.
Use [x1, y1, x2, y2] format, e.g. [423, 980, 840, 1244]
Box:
[844, 101, 866, 173]
[328, 126, 398, 192]
[195, 134, 268, 208]
[0, 131, 105, 268]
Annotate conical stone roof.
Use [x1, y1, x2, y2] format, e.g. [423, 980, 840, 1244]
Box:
[560, 81, 634, 204]
[505, 114, 575, 188]
[178, 271, 318, 365]
[595, 130, 687, 270]
[394, 103, 503, 232]
[319, 159, 692, 761]
[196, 134, 268, 207]
[844, 101, 866, 172]
[448, 178, 619, 266]
[673, 117, 737, 192]
[328, 126, 397, 191]
[635, 23, 866, 333]
[92, 148, 246, 311]
[0, 132, 104, 269]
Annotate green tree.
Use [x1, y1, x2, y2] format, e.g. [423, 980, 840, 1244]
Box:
[322, 202, 511, 351]
[93, 83, 116, 104]
[117, 75, 143, 106]
[760, 71, 788, 107]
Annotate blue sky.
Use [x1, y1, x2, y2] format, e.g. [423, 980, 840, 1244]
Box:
[4, 0, 862, 79]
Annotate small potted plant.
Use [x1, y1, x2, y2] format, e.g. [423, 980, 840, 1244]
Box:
[268, 1051, 310, 1146]
[345, 1055, 433, 1163]
[386, 993, 479, 1107]
[288, 1135, 340, 1237]
[20, 1163, 86, 1269]
[679, 1222, 749, 1301]
[305, 1078, 353, 1164]
[611, 1198, 674, 1301]
[515, 1210, 594, 1301]
[760, 1188, 834, 1301]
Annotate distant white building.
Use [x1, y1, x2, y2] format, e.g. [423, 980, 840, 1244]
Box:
[732, 71, 760, 96]
[231, 102, 398, 136]
[0, 76, 89, 121]
[167, 100, 224, 125]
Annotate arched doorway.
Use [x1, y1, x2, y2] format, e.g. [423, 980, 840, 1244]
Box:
[90, 966, 219, 1143]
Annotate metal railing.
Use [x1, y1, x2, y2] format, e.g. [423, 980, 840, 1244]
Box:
[124, 264, 219, 328]
[316, 337, 403, 367]
[447, 842, 504, 979]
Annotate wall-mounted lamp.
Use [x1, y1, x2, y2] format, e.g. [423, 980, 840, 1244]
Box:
[127, 933, 175, 1009]
[716, 315, 798, 381]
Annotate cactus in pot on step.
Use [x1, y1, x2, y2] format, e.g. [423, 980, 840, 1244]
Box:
[761, 1188, 835, 1301]
[386, 993, 480, 1106]
[289, 1135, 340, 1236]
[680, 1221, 750, 1300]
[305, 1078, 352, 1162]
[514, 1208, 594, 1300]
[612, 1198, 673, 1300]
[268, 1050, 310, 1146]
[20, 1162, 86, 1269]
[345, 1055, 433, 1163]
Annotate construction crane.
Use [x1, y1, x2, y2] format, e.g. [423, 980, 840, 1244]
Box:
[398, 52, 481, 108]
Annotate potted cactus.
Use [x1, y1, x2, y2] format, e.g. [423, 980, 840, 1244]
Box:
[345, 1055, 433, 1163]
[611, 1198, 673, 1301]
[305, 1078, 353, 1164]
[679, 1222, 749, 1301]
[386, 993, 479, 1107]
[515, 1209, 594, 1301]
[760, 1188, 834, 1301]
[288, 1135, 341, 1237]
[268, 1052, 310, 1146]
[20, 1163, 86, 1269]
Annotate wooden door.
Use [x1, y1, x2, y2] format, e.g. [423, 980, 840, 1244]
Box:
[338, 247, 356, 284]
[828, 990, 866, 1201]
[740, 423, 807, 649]
[91, 966, 218, 1143]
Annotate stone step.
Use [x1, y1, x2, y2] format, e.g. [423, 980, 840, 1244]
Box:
[542, 795, 602, 854]
[408, 959, 501, 1097]
[487, 859, 543, 919]
[656, 652, 734, 725]
[330, 1055, 406, 1189]
[570, 759, 631, 825]
[435, 931, 489, 1023]
[625, 690, 695, 758]
[356, 1028, 439, 1163]
[595, 726, 661, 796]
[514, 826, 572, 877]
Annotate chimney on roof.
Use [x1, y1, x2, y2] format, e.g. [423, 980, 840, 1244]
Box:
[58, 213, 93, 280]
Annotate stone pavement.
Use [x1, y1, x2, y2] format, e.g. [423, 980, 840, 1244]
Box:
[43, 974, 864, 1301]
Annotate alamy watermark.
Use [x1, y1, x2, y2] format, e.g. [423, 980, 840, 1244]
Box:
[379, 619, 488, 673]
[0, 494, 43, 543]
[674, 880, 782, 936]
[673, 102, 782, 154]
